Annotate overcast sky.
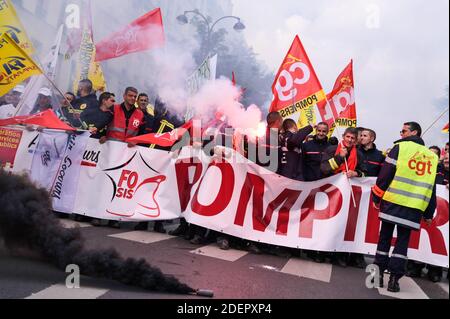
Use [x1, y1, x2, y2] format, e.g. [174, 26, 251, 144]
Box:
[232, 0, 449, 150]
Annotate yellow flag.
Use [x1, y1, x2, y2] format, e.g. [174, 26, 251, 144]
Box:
[0, 0, 35, 55]
[0, 33, 41, 97]
[73, 28, 106, 93]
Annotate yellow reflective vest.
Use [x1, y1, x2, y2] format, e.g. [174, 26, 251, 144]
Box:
[383, 141, 438, 212]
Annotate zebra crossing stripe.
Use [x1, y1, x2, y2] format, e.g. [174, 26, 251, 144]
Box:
[26, 283, 108, 299]
[280, 258, 332, 283]
[377, 275, 429, 299]
[437, 282, 449, 295]
[190, 244, 248, 262]
[108, 231, 174, 244]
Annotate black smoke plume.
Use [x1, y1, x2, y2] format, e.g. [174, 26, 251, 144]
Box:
[0, 170, 195, 295]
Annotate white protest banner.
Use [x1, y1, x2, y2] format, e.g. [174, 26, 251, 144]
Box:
[10, 127, 40, 174]
[50, 131, 90, 213]
[30, 130, 68, 190]
[73, 138, 189, 221]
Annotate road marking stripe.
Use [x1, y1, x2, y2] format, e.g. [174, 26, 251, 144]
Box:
[437, 282, 449, 295]
[26, 283, 108, 299]
[280, 258, 332, 283]
[191, 244, 248, 262]
[108, 231, 174, 244]
[377, 275, 429, 299]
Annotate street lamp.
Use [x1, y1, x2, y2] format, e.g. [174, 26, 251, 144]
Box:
[176, 9, 246, 60]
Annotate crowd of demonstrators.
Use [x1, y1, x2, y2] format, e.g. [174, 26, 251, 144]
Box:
[2, 81, 448, 287]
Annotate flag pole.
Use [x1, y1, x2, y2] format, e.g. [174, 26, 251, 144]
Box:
[422, 107, 449, 137]
[31, 55, 87, 130]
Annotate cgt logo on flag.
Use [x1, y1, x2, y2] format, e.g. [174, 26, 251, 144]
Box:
[103, 151, 166, 218]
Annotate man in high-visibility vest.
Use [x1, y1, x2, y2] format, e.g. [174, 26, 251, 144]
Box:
[371, 121, 438, 292]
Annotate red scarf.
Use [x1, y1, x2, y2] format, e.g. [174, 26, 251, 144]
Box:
[334, 142, 357, 173]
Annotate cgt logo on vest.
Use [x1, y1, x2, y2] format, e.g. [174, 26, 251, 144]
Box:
[104, 152, 166, 218]
[408, 152, 435, 176]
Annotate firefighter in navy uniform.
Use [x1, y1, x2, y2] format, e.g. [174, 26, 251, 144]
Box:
[68, 79, 99, 128]
[80, 92, 114, 139]
[301, 122, 330, 263]
[137, 93, 155, 136]
[302, 122, 331, 182]
[371, 122, 437, 292]
[358, 128, 385, 177]
[320, 127, 367, 267]
[278, 119, 313, 180]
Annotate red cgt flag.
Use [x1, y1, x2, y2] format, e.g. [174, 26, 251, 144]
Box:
[269, 35, 326, 117]
[95, 8, 165, 62]
[0, 109, 76, 131]
[317, 60, 357, 130]
[442, 123, 449, 133]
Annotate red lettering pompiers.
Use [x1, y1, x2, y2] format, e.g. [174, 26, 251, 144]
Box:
[175, 157, 448, 256]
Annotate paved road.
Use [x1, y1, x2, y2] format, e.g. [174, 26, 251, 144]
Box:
[0, 219, 448, 300]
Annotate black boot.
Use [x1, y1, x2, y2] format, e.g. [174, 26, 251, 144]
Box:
[387, 275, 400, 293]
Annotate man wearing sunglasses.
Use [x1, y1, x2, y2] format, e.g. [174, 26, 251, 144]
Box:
[371, 122, 438, 292]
